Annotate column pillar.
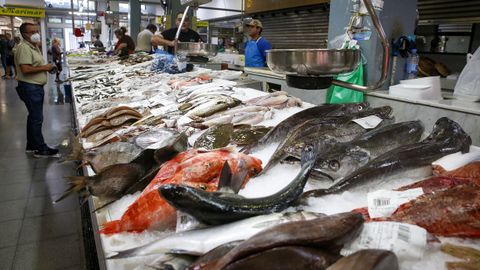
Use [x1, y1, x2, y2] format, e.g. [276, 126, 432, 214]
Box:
[129, 0, 141, 43]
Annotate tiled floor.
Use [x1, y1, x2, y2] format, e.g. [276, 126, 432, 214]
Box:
[0, 74, 85, 270]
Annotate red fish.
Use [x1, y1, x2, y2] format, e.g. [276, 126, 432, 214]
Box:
[99, 148, 262, 234]
[434, 161, 480, 181]
[354, 181, 480, 237]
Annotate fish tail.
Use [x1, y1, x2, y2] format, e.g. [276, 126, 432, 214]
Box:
[99, 220, 123, 235]
[53, 176, 87, 203]
[441, 243, 480, 261]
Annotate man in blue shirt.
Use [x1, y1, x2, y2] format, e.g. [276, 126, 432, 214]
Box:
[244, 19, 271, 67]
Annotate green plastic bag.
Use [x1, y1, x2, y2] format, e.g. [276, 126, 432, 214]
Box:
[326, 63, 365, 104]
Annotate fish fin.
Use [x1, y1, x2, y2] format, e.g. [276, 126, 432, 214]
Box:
[92, 200, 115, 213]
[230, 159, 249, 194]
[99, 220, 123, 235]
[217, 161, 233, 193]
[294, 188, 329, 206]
[53, 176, 87, 203]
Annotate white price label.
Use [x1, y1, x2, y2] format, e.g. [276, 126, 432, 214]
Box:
[352, 115, 383, 129]
[341, 222, 427, 260]
[367, 188, 423, 218]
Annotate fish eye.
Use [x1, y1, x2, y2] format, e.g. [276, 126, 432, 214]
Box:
[305, 145, 314, 152]
[358, 105, 363, 110]
[329, 160, 340, 171]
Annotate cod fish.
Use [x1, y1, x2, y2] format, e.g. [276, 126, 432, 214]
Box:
[262, 106, 393, 172]
[222, 246, 339, 270]
[200, 212, 364, 270]
[327, 249, 398, 270]
[302, 117, 472, 198]
[310, 121, 424, 181]
[159, 143, 320, 225]
[242, 102, 369, 153]
[107, 212, 323, 258]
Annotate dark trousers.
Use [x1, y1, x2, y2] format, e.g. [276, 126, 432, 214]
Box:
[16, 81, 47, 150]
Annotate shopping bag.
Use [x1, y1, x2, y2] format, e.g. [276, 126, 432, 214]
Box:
[326, 63, 365, 104]
[454, 46, 480, 98]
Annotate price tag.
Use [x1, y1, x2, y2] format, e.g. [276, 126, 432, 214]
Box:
[367, 188, 423, 218]
[341, 222, 427, 260]
[352, 115, 383, 129]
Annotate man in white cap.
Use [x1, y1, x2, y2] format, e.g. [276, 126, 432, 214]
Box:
[244, 19, 271, 67]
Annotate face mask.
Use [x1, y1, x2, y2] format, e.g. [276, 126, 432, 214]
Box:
[30, 33, 41, 43]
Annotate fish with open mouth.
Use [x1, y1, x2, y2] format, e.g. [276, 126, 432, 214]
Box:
[301, 117, 472, 199]
[261, 106, 394, 173]
[199, 212, 364, 270]
[107, 211, 323, 259]
[241, 102, 370, 154]
[158, 143, 320, 225]
[309, 121, 424, 181]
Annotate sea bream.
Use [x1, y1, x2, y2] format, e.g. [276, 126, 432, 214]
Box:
[107, 211, 323, 259]
[309, 121, 424, 181]
[301, 117, 472, 199]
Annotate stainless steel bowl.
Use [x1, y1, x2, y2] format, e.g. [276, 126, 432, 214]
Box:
[266, 49, 361, 76]
[176, 42, 218, 57]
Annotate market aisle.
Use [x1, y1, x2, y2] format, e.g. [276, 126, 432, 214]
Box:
[0, 76, 85, 270]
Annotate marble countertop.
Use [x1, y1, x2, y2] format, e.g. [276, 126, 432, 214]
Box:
[367, 91, 480, 116]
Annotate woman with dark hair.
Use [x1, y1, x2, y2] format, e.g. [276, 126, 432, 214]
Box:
[114, 27, 135, 56]
[51, 38, 62, 82]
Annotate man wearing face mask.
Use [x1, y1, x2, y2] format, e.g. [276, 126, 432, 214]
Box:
[151, 12, 202, 54]
[14, 22, 58, 157]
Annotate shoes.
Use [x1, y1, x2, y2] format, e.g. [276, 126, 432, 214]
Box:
[33, 147, 60, 158]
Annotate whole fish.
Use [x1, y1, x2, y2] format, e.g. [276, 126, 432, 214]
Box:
[326, 249, 398, 270]
[231, 126, 271, 146]
[82, 142, 143, 173]
[302, 117, 472, 199]
[194, 124, 234, 150]
[108, 212, 323, 258]
[310, 121, 424, 181]
[202, 212, 364, 270]
[185, 97, 241, 118]
[222, 246, 339, 270]
[159, 143, 320, 225]
[242, 102, 370, 153]
[375, 183, 480, 237]
[202, 105, 269, 122]
[261, 106, 393, 172]
[99, 148, 262, 234]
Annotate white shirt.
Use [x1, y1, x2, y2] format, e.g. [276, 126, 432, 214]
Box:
[136, 29, 154, 52]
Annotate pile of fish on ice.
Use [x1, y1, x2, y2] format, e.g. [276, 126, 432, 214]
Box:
[59, 57, 480, 270]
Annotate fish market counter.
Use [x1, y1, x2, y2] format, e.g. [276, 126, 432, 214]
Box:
[68, 61, 480, 270]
